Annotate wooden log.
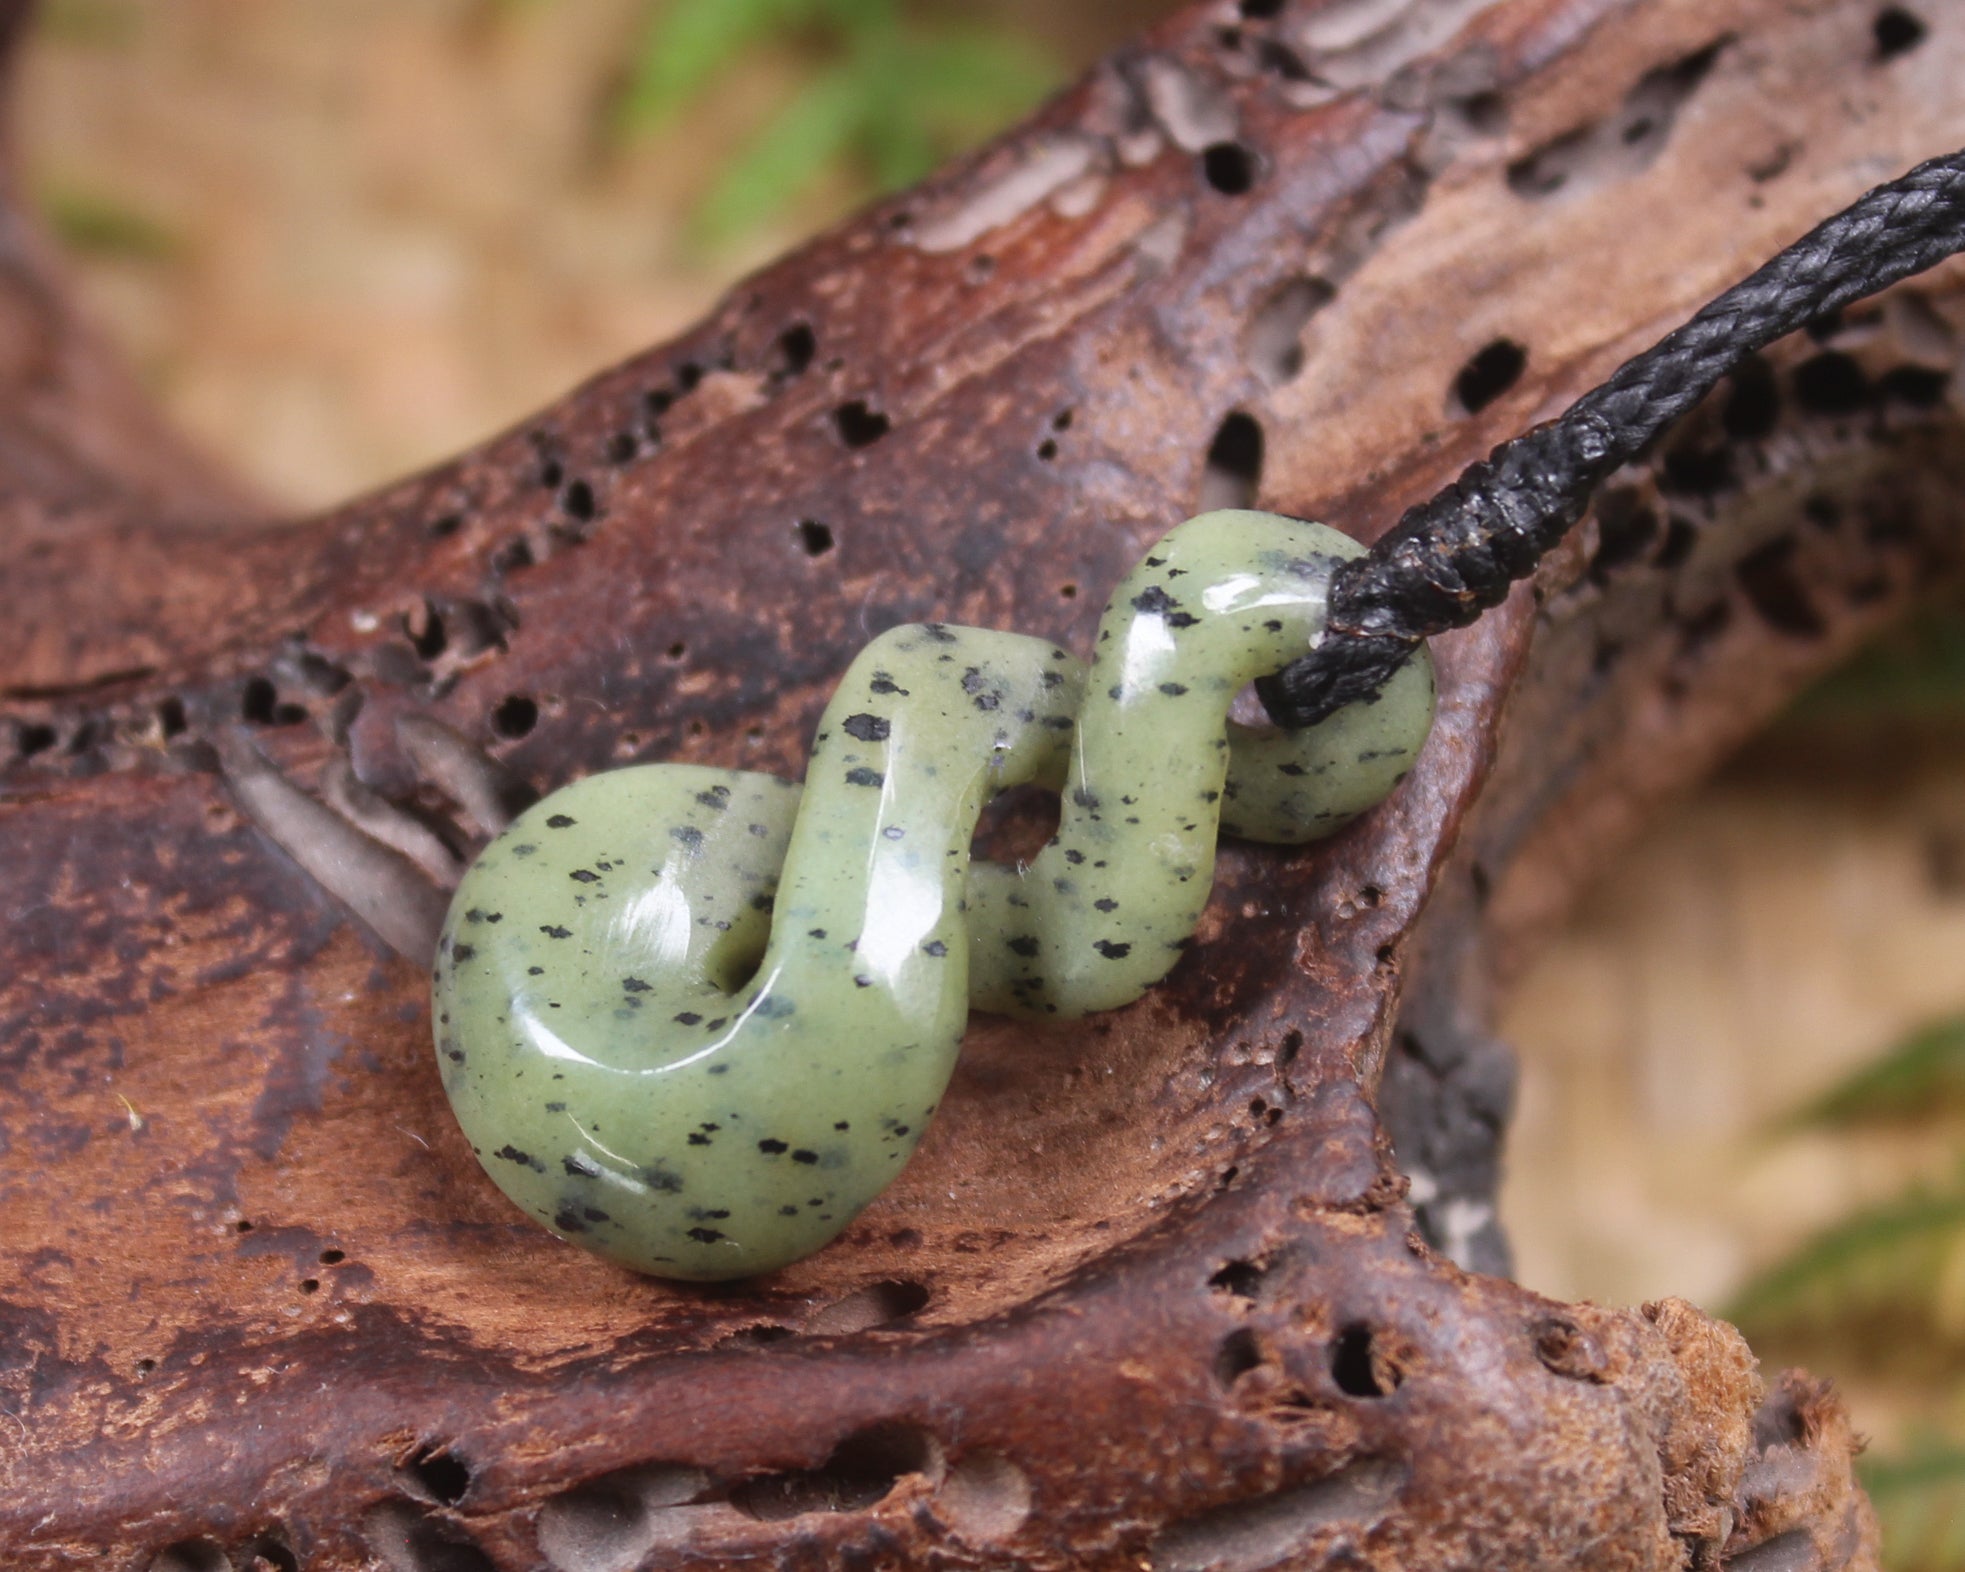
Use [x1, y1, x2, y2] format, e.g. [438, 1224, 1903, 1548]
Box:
[1, 0, 1960, 1567]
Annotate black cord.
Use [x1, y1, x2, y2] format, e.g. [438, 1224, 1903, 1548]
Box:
[1258, 146, 1965, 730]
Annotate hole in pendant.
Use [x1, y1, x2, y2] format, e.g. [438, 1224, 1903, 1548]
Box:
[796, 520, 835, 557]
[970, 783, 1063, 869]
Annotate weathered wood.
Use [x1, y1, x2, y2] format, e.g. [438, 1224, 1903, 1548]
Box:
[2, 0, 1960, 1567]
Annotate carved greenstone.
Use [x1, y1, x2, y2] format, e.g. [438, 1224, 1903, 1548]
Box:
[432, 511, 1435, 1280]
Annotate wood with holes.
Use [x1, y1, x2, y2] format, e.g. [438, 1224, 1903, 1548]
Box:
[1, 0, 1960, 1567]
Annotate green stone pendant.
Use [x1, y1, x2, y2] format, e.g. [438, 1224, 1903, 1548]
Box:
[432, 511, 1435, 1280]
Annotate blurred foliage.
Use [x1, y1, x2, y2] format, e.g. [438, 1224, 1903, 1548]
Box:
[614, 0, 1061, 245]
[1732, 1016, 1965, 1569]
[1785, 1020, 1965, 1130]
[1796, 607, 1965, 720]
[1868, 1441, 1965, 1572]
[40, 183, 178, 261]
[36, 0, 141, 48]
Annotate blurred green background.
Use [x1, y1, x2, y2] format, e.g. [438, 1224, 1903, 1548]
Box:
[20, 2, 1965, 1562]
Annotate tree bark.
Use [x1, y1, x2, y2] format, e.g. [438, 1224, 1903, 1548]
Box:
[2, 0, 1960, 1568]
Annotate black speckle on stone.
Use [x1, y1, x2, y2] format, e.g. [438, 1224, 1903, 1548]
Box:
[780, 1205, 800, 1216]
[1071, 788, 1101, 810]
[1064, 848, 1085, 865]
[569, 869, 600, 884]
[583, 1206, 610, 1223]
[835, 1121, 851, 1131]
[554, 1206, 589, 1233]
[450, 942, 476, 964]
[563, 1152, 600, 1177]
[1132, 585, 1180, 616]
[923, 940, 948, 957]
[1094, 940, 1133, 960]
[1007, 935, 1041, 958]
[674, 1010, 703, 1024]
[843, 713, 891, 742]
[809, 927, 828, 939]
[870, 671, 910, 695]
[547, 814, 576, 829]
[687, 1132, 712, 1146]
[545, 1101, 567, 1113]
[1094, 898, 1119, 912]
[623, 977, 652, 993]
[511, 843, 538, 857]
[882, 826, 905, 841]
[671, 825, 705, 852]
[695, 787, 730, 809]
[845, 766, 885, 787]
[527, 965, 545, 976]
[922, 623, 959, 643]
[1159, 682, 1189, 696]
[792, 1149, 820, 1164]
[644, 1165, 684, 1192]
[686, 1227, 726, 1244]
[759, 1138, 789, 1154]
[756, 994, 797, 1019]
[494, 1145, 540, 1169]
[540, 924, 572, 939]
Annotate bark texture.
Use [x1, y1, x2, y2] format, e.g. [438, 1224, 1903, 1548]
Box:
[2, 0, 1961, 1568]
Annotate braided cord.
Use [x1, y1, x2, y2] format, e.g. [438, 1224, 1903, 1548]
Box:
[1258, 146, 1965, 729]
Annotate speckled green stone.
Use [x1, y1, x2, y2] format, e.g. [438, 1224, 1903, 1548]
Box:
[432, 511, 1434, 1280]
